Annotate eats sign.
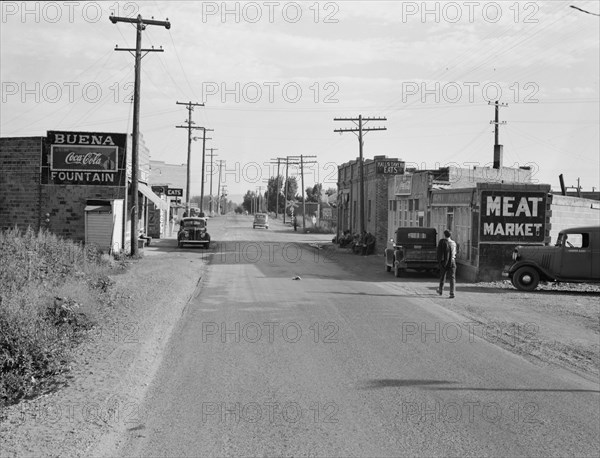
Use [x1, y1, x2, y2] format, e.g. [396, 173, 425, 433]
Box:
[480, 191, 546, 242]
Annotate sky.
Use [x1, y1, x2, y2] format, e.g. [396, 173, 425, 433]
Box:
[1, 1, 599, 202]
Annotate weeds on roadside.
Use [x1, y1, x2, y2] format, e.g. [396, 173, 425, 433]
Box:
[0, 227, 126, 407]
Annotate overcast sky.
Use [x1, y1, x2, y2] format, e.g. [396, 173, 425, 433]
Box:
[1, 1, 599, 200]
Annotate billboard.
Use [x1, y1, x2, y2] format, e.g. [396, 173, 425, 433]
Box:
[480, 190, 546, 243]
[43, 131, 127, 186]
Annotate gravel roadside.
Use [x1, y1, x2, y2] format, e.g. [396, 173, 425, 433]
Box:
[0, 237, 207, 458]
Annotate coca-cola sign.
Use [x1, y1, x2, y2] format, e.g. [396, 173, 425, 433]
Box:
[43, 130, 127, 186]
[51, 146, 118, 172]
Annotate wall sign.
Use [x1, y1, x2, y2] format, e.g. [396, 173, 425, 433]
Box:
[480, 190, 546, 242]
[394, 175, 412, 195]
[43, 131, 127, 186]
[376, 160, 405, 175]
[166, 188, 183, 197]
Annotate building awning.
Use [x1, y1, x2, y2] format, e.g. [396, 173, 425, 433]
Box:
[138, 182, 168, 210]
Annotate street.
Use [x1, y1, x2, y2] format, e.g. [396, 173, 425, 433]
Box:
[113, 214, 599, 457]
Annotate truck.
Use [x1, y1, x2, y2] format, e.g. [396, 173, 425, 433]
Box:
[506, 225, 600, 291]
[385, 227, 439, 277]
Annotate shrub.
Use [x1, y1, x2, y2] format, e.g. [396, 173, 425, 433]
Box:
[0, 227, 112, 407]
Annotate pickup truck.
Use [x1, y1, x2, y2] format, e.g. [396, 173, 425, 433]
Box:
[506, 225, 600, 291]
[385, 227, 439, 277]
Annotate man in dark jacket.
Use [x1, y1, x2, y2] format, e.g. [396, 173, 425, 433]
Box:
[437, 229, 457, 298]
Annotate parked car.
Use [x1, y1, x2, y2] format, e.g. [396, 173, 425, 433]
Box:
[178, 217, 210, 248]
[505, 225, 600, 291]
[253, 213, 269, 229]
[385, 227, 439, 277]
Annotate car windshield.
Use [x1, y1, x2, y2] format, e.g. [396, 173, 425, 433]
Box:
[182, 220, 206, 228]
[255, 214, 266, 220]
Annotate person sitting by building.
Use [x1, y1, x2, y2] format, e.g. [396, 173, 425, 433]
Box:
[361, 231, 376, 256]
[352, 231, 366, 254]
[338, 230, 353, 248]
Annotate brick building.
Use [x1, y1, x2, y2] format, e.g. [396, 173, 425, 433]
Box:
[0, 131, 166, 252]
[337, 155, 404, 254]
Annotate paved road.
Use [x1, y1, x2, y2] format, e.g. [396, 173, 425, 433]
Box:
[116, 214, 599, 457]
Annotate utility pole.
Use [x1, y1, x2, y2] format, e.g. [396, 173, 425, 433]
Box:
[281, 156, 300, 224]
[111, 14, 170, 256]
[489, 101, 507, 169]
[176, 101, 204, 216]
[207, 148, 218, 215]
[216, 159, 224, 215]
[288, 155, 317, 231]
[334, 115, 387, 235]
[198, 127, 214, 215]
[256, 186, 263, 212]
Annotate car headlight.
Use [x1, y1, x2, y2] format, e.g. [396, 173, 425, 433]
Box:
[200, 233, 206, 239]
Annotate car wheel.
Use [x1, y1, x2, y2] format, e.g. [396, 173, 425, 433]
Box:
[512, 266, 540, 291]
[386, 265, 391, 272]
[178, 241, 183, 248]
[205, 243, 210, 249]
[253, 225, 256, 229]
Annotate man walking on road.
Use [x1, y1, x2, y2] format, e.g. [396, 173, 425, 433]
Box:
[437, 229, 457, 298]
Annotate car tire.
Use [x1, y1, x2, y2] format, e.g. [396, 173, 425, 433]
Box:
[512, 266, 540, 291]
[205, 243, 210, 249]
[178, 241, 183, 248]
[386, 265, 391, 272]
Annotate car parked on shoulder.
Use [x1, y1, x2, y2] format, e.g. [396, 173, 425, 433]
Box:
[178, 217, 210, 248]
[385, 227, 439, 277]
[506, 225, 600, 291]
[253, 213, 269, 229]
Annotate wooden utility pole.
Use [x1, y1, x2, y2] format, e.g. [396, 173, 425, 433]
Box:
[282, 156, 300, 224]
[334, 115, 386, 235]
[288, 155, 317, 231]
[207, 148, 218, 215]
[199, 128, 214, 215]
[216, 159, 224, 214]
[176, 101, 204, 216]
[111, 14, 170, 256]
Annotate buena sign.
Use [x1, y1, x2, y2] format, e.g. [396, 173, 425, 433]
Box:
[480, 191, 546, 242]
[43, 131, 127, 186]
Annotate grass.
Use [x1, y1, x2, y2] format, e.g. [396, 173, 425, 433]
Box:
[0, 227, 130, 407]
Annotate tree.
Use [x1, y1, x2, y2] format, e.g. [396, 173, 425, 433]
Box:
[305, 183, 323, 203]
[265, 175, 285, 214]
[325, 187, 336, 196]
[242, 190, 256, 213]
[284, 176, 298, 203]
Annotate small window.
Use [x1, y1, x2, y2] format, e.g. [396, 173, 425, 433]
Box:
[563, 233, 588, 248]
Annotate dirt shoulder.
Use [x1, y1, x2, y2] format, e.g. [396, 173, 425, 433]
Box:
[318, 243, 600, 382]
[0, 237, 207, 458]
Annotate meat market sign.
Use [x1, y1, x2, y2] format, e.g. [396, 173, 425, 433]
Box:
[480, 190, 546, 242]
[43, 131, 127, 186]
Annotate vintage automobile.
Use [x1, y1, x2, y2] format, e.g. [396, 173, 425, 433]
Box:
[385, 227, 439, 277]
[253, 212, 269, 229]
[177, 217, 211, 248]
[506, 225, 600, 291]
